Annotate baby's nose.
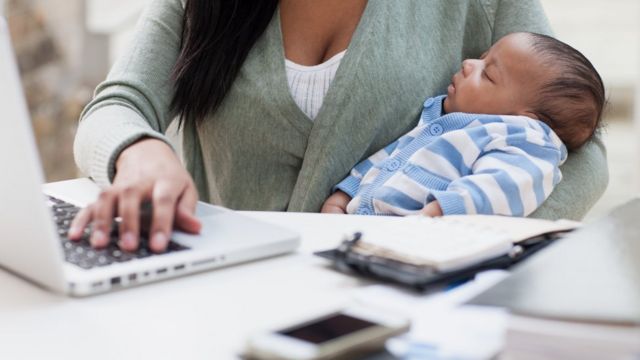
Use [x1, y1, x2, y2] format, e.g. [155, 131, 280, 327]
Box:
[461, 60, 473, 76]
[461, 59, 480, 77]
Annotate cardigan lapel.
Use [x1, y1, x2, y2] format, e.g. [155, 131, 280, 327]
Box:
[256, 7, 314, 138]
[287, 0, 397, 212]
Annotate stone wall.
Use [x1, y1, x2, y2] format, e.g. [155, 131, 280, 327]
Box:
[5, 0, 94, 181]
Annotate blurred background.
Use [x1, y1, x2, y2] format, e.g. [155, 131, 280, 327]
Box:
[1, 0, 638, 220]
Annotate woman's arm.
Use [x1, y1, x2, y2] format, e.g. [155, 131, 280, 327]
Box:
[487, 0, 609, 220]
[74, 0, 184, 186]
[70, 0, 201, 253]
[488, 0, 553, 42]
[529, 139, 608, 220]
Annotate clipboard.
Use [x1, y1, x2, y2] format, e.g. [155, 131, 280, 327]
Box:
[314, 215, 578, 291]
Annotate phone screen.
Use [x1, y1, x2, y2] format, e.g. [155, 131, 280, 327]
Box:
[278, 313, 377, 344]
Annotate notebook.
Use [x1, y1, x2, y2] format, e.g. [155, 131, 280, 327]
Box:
[315, 215, 579, 290]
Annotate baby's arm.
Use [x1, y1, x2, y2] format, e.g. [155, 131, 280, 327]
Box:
[327, 139, 402, 213]
[336, 140, 400, 195]
[431, 137, 565, 217]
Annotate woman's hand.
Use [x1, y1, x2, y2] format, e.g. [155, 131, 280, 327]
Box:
[321, 190, 351, 214]
[68, 138, 202, 253]
[421, 201, 443, 217]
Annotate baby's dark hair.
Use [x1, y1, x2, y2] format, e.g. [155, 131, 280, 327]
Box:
[526, 33, 605, 151]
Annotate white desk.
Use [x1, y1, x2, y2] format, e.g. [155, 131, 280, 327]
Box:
[0, 179, 505, 360]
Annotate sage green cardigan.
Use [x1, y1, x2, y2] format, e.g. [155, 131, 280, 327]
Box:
[74, 0, 608, 220]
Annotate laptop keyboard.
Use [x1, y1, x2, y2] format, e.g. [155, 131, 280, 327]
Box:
[48, 196, 189, 270]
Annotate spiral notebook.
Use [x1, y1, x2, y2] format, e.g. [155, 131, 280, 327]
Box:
[315, 215, 579, 290]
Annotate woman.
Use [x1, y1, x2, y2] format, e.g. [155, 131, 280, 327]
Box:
[70, 0, 608, 253]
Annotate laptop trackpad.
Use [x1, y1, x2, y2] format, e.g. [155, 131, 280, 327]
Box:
[172, 203, 287, 249]
[195, 202, 228, 217]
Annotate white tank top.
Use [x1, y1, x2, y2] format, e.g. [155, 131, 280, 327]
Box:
[285, 50, 346, 120]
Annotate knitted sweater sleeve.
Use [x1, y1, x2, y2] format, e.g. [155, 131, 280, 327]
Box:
[73, 0, 184, 187]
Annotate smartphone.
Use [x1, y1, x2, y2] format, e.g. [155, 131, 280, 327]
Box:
[245, 307, 410, 360]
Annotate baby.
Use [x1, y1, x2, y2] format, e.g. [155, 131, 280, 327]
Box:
[321, 32, 605, 217]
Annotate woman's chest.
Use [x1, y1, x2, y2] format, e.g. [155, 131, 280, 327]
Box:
[279, 0, 368, 66]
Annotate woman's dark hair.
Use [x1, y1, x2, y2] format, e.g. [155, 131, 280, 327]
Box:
[526, 32, 606, 151]
[171, 0, 279, 126]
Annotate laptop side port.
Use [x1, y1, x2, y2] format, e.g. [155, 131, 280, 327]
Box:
[174, 264, 186, 271]
[192, 257, 218, 267]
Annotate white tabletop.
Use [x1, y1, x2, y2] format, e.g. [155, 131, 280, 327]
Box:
[0, 179, 506, 360]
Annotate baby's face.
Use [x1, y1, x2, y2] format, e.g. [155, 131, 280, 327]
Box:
[443, 33, 548, 117]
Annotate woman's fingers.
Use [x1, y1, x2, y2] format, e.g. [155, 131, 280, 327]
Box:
[68, 179, 196, 253]
[90, 189, 117, 248]
[117, 185, 143, 252]
[174, 185, 201, 234]
[148, 181, 180, 253]
[68, 205, 93, 240]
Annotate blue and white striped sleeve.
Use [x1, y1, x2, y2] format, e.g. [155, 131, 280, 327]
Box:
[431, 132, 566, 217]
[334, 140, 401, 197]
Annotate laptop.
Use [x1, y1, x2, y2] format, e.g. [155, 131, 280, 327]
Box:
[467, 199, 640, 358]
[469, 198, 640, 323]
[0, 18, 300, 296]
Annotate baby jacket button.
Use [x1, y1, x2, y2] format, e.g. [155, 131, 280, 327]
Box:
[429, 123, 444, 136]
[385, 159, 401, 171]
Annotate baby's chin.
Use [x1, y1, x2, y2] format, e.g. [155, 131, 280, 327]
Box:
[444, 95, 488, 114]
[443, 97, 455, 114]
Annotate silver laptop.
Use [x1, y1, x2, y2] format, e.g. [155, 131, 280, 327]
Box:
[0, 18, 300, 296]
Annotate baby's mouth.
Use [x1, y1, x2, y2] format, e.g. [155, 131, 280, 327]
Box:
[448, 73, 458, 95]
